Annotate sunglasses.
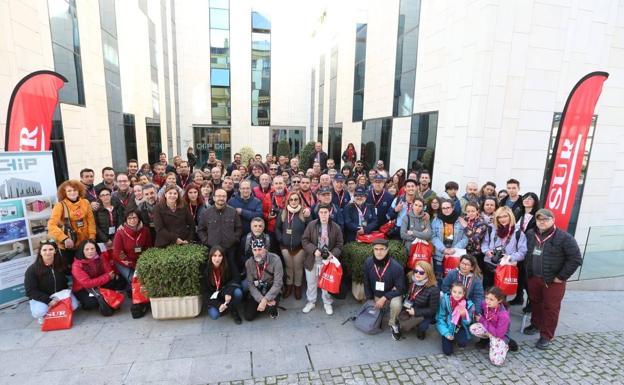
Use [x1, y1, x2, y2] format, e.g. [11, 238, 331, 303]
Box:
[289, 198, 300, 201]
[414, 269, 426, 275]
[40, 239, 57, 246]
[291, 180, 300, 184]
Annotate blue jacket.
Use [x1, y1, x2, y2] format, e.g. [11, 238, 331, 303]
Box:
[228, 193, 263, 235]
[441, 268, 485, 314]
[343, 202, 379, 242]
[436, 293, 474, 338]
[363, 257, 405, 300]
[311, 202, 344, 229]
[481, 225, 527, 262]
[366, 189, 394, 226]
[431, 218, 468, 262]
[332, 189, 351, 210]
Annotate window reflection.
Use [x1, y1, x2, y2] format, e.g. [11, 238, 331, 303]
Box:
[251, 12, 271, 126]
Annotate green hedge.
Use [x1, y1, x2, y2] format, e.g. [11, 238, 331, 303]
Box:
[136, 244, 208, 298]
[298, 141, 316, 170]
[342, 240, 407, 284]
[276, 139, 291, 158]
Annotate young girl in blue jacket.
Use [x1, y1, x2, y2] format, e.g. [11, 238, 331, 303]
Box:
[436, 282, 474, 355]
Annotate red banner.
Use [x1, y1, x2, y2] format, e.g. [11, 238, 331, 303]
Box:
[4, 71, 67, 152]
[545, 72, 608, 231]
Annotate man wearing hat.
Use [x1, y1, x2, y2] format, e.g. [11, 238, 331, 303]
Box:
[332, 174, 351, 209]
[312, 186, 344, 229]
[344, 186, 379, 242]
[367, 174, 394, 227]
[523, 209, 582, 350]
[363, 238, 406, 341]
[244, 238, 284, 321]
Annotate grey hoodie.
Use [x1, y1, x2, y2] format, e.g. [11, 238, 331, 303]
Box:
[400, 211, 432, 249]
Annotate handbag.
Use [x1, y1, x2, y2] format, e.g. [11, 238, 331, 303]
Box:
[100, 287, 125, 309]
[379, 220, 395, 235]
[318, 259, 343, 294]
[356, 231, 386, 244]
[495, 264, 519, 296]
[41, 289, 73, 332]
[407, 239, 433, 269]
[353, 301, 385, 335]
[60, 202, 77, 246]
[131, 275, 149, 304]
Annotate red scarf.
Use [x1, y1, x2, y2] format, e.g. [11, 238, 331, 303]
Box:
[450, 297, 461, 310]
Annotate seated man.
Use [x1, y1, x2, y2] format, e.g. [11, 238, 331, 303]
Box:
[363, 239, 406, 341]
[244, 238, 283, 321]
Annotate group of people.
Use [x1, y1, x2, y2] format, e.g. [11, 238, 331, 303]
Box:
[24, 142, 583, 365]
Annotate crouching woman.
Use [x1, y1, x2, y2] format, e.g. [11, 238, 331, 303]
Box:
[202, 246, 243, 324]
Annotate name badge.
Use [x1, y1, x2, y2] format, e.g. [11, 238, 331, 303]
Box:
[286, 229, 292, 235]
[149, 223, 155, 227]
[210, 291, 219, 300]
[375, 208, 378, 215]
[362, 221, 367, 227]
[533, 248, 542, 256]
[134, 247, 142, 253]
[108, 226, 116, 235]
[76, 220, 84, 228]
[375, 281, 385, 291]
[254, 280, 260, 287]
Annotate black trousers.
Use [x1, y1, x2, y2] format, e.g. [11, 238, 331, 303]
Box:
[243, 295, 279, 321]
[74, 276, 127, 313]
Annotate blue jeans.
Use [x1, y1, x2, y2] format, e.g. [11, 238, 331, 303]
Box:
[114, 263, 134, 288]
[29, 294, 79, 318]
[441, 327, 470, 355]
[417, 317, 433, 332]
[207, 288, 243, 320]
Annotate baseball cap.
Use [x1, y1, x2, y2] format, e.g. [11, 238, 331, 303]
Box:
[535, 209, 554, 219]
[318, 186, 332, 194]
[373, 174, 386, 182]
[334, 175, 345, 182]
[354, 186, 367, 196]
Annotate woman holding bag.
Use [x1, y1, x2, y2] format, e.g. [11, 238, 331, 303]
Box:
[398, 261, 439, 340]
[441, 255, 485, 314]
[72, 240, 126, 315]
[400, 197, 432, 252]
[112, 209, 153, 287]
[431, 199, 467, 280]
[202, 246, 243, 324]
[24, 240, 79, 323]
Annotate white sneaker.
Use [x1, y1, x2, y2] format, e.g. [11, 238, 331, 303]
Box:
[37, 317, 44, 325]
[302, 302, 315, 313]
[324, 304, 333, 315]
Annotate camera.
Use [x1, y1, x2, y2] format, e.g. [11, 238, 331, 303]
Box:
[492, 246, 504, 265]
[320, 246, 330, 259]
[256, 280, 268, 295]
[270, 205, 279, 217]
[403, 299, 413, 309]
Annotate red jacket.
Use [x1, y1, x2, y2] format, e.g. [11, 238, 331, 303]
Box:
[71, 256, 112, 292]
[112, 224, 154, 268]
[253, 185, 272, 202]
[262, 189, 288, 233]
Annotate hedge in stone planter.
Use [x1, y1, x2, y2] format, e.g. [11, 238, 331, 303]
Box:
[136, 243, 208, 319]
[342, 240, 407, 300]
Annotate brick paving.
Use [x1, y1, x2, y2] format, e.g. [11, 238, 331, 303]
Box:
[214, 331, 624, 385]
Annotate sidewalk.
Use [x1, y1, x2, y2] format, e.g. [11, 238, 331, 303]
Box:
[0, 290, 622, 384]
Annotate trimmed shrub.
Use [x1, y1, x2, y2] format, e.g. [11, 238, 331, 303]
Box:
[276, 139, 291, 158]
[298, 141, 316, 170]
[342, 240, 408, 284]
[136, 244, 208, 298]
[239, 146, 256, 167]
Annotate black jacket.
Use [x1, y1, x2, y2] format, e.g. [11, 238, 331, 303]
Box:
[405, 282, 439, 319]
[202, 263, 240, 309]
[152, 204, 196, 247]
[24, 263, 69, 304]
[526, 227, 582, 284]
[94, 203, 125, 243]
[363, 257, 405, 300]
[275, 209, 309, 250]
[197, 205, 242, 249]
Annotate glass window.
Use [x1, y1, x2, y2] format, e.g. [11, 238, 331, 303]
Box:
[50, 107, 68, 185]
[123, 114, 138, 161]
[194, 126, 231, 165]
[353, 24, 367, 122]
[211, 48, 230, 69]
[328, 124, 343, 168]
[540, 113, 597, 236]
[210, 29, 230, 49]
[362, 119, 392, 170]
[251, 30, 270, 126]
[393, 0, 421, 117]
[252, 11, 271, 31]
[210, 0, 229, 9]
[408, 112, 438, 175]
[210, 8, 229, 29]
[211, 68, 230, 86]
[393, 69, 416, 117]
[52, 43, 85, 105]
[146, 122, 162, 164]
[309, 69, 315, 139]
[99, 0, 117, 37]
[270, 127, 303, 156]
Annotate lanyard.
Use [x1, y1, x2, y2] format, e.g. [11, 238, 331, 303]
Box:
[287, 211, 295, 227]
[88, 188, 97, 201]
[213, 269, 222, 290]
[356, 204, 368, 221]
[372, 190, 386, 207]
[107, 207, 114, 226]
[535, 226, 556, 248]
[374, 260, 391, 281]
[301, 192, 313, 208]
[409, 284, 424, 301]
[485, 305, 499, 322]
[121, 227, 143, 246]
[189, 204, 197, 220]
[336, 190, 345, 208]
[256, 262, 266, 280]
[457, 272, 473, 291]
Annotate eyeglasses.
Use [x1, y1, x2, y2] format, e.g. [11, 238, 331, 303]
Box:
[289, 198, 300, 201]
[127, 216, 139, 220]
[99, 193, 111, 197]
[291, 180, 300, 184]
[270, 168, 278, 171]
[441, 206, 453, 210]
[40, 239, 57, 246]
[414, 269, 426, 275]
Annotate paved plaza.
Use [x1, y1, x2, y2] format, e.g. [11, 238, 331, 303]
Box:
[0, 290, 622, 384]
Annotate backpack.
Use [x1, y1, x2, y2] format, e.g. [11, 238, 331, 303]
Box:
[353, 301, 385, 334]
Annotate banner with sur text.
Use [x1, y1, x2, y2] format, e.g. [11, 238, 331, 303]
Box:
[0, 152, 57, 308]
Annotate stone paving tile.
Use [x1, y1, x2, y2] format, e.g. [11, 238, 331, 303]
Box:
[209, 331, 624, 385]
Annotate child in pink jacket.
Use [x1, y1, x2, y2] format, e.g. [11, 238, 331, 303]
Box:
[470, 286, 510, 366]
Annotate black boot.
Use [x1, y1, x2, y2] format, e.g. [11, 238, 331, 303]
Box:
[231, 307, 242, 325]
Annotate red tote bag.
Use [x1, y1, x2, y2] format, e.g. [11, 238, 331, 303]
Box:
[318, 260, 343, 294]
[443, 255, 461, 277]
[379, 220, 395, 235]
[356, 231, 386, 244]
[495, 265, 519, 296]
[100, 287, 125, 309]
[131, 275, 149, 305]
[407, 240, 433, 269]
[41, 297, 73, 332]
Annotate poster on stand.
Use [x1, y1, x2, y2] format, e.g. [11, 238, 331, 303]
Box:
[0, 152, 57, 308]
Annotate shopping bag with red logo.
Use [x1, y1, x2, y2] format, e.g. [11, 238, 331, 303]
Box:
[318, 259, 343, 294]
[443, 255, 461, 277]
[356, 231, 386, 244]
[379, 220, 395, 235]
[97, 243, 115, 271]
[407, 239, 433, 269]
[131, 275, 149, 304]
[495, 264, 519, 295]
[41, 289, 73, 332]
[99, 287, 124, 309]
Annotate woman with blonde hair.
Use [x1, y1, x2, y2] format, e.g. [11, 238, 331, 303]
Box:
[47, 180, 96, 268]
[398, 261, 440, 341]
[481, 206, 527, 288]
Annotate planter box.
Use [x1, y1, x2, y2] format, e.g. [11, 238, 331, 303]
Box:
[150, 295, 202, 319]
[352, 281, 365, 301]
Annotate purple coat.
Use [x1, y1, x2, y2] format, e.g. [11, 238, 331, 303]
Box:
[479, 301, 510, 339]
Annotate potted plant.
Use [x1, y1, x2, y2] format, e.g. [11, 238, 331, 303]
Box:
[343, 240, 408, 301]
[136, 243, 208, 319]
